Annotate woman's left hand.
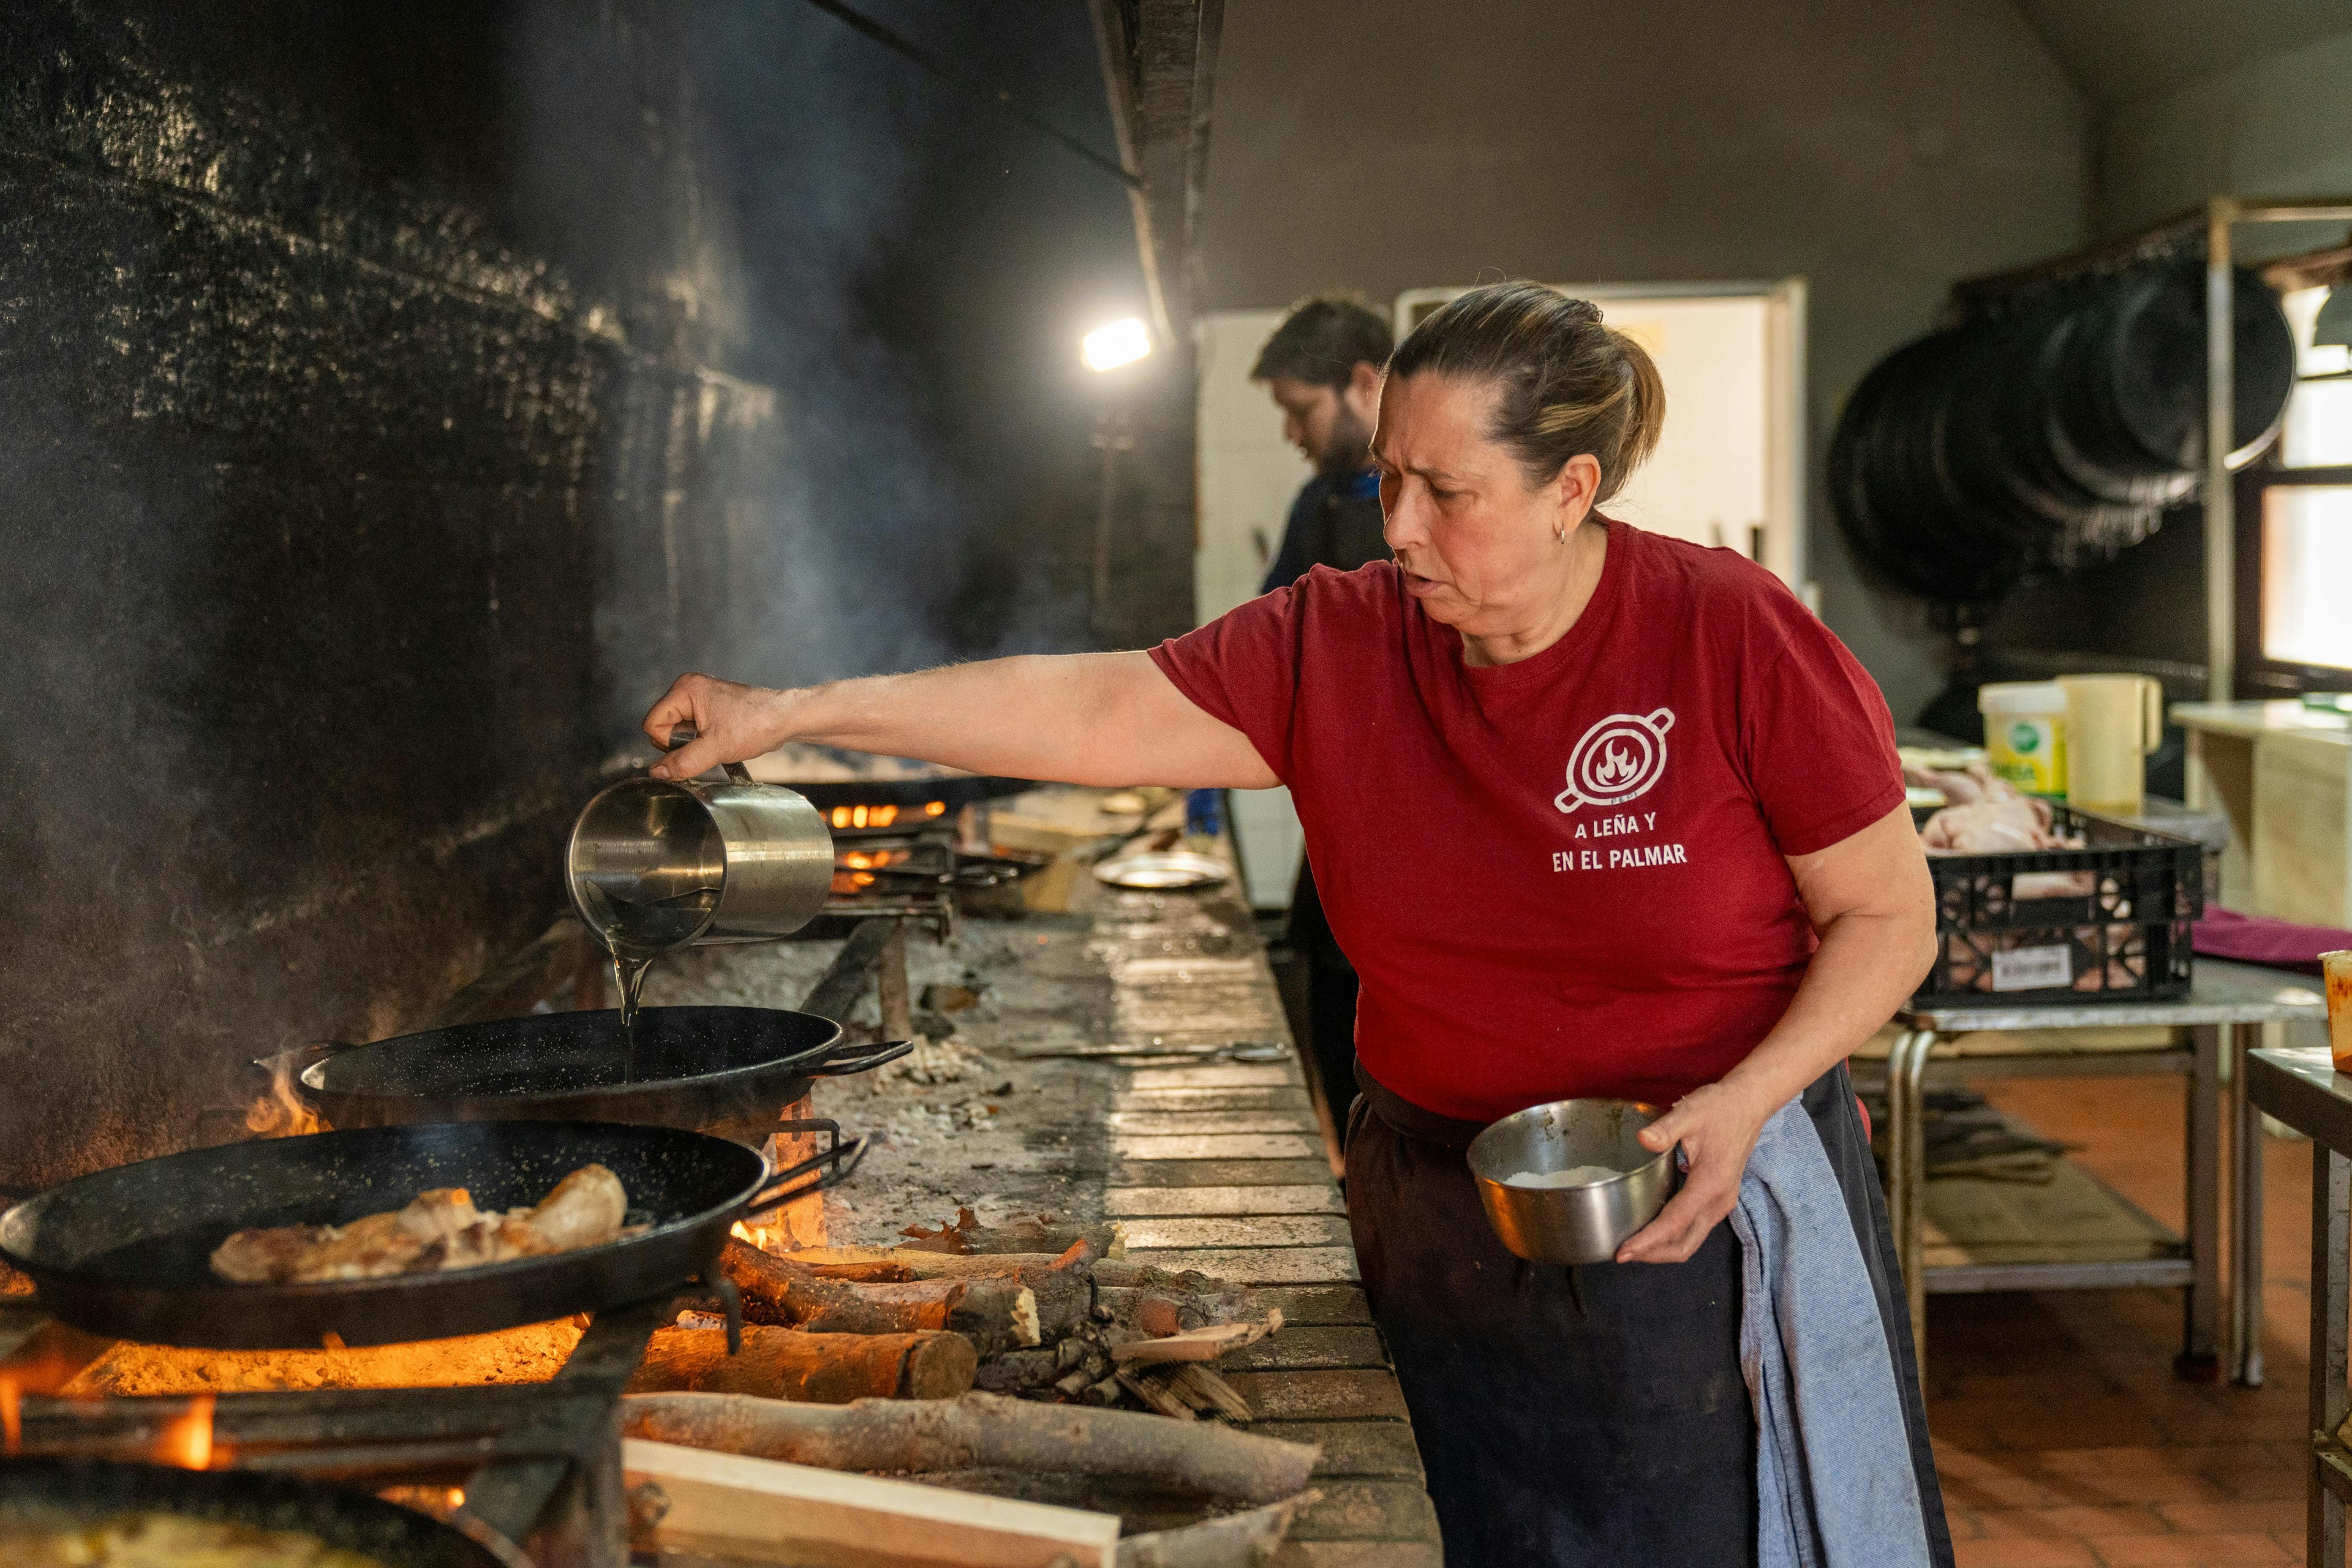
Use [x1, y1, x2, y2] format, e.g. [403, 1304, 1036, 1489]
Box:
[1614, 1079, 1774, 1265]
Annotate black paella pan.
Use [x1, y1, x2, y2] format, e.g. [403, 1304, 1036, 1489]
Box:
[0, 1119, 793, 1349]
[284, 1006, 910, 1134]
[0, 1457, 525, 1567]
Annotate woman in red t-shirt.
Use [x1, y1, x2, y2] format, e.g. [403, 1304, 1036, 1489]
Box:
[644, 282, 1948, 1567]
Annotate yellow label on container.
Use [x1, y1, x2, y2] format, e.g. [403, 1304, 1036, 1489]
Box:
[1986, 717, 2067, 797]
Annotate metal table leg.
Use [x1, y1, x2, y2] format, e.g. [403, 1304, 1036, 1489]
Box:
[1883, 1028, 1935, 1373]
[2233, 1022, 2266, 1386]
[2182, 1023, 2222, 1377]
[2312, 1147, 2348, 1568]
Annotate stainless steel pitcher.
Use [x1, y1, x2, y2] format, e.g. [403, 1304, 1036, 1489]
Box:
[567, 726, 833, 957]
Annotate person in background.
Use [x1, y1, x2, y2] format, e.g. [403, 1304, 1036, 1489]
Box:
[1253, 295, 1393, 592]
[1248, 296, 1394, 1126]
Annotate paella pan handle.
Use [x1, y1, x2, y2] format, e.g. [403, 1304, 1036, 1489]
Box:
[805, 1037, 914, 1077]
[251, 1040, 363, 1076]
[665, 723, 756, 786]
[743, 1118, 867, 1217]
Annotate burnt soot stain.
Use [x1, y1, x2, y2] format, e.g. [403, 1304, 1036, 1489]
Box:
[0, 0, 1147, 1188]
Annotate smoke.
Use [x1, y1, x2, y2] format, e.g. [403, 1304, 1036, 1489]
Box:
[511, 0, 1137, 750]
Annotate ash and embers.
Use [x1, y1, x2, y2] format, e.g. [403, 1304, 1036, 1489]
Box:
[637, 918, 1116, 1245]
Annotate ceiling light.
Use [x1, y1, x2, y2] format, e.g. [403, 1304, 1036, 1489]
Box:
[1082, 317, 1152, 372]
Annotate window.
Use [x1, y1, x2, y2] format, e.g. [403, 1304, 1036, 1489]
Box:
[2281, 285, 2352, 468]
[2262, 485, 2352, 670]
[2246, 284, 2352, 688]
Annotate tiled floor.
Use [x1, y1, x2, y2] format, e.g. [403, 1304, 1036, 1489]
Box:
[1929, 1074, 2317, 1567]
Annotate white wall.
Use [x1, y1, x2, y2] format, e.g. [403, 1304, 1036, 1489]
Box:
[2099, 29, 2352, 236]
[1197, 308, 1309, 908]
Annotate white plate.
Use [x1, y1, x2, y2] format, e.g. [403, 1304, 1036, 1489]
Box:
[1093, 851, 1230, 890]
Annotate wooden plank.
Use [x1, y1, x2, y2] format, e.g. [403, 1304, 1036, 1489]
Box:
[1250, 1286, 1374, 1326]
[1272, 1542, 1444, 1568]
[1112, 1133, 1325, 1160]
[1223, 1370, 1410, 1422]
[622, 1438, 1121, 1568]
[1107, 1110, 1321, 1135]
[1250, 1421, 1425, 1479]
[1226, 1326, 1389, 1372]
[1112, 1086, 1315, 1112]
[1104, 1184, 1345, 1217]
[1118, 1215, 1352, 1249]
[1110, 1159, 1334, 1188]
[1126, 1065, 1296, 1090]
[1289, 1480, 1444, 1543]
[1125, 1247, 1359, 1284]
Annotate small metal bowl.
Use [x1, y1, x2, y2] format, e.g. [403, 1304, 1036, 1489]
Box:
[1466, 1098, 1678, 1265]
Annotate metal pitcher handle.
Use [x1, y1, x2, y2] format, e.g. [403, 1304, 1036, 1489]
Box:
[665, 724, 756, 786]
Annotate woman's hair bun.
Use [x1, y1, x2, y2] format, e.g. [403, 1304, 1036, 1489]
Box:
[1389, 281, 1664, 503]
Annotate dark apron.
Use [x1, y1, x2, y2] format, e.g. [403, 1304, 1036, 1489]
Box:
[1345, 1062, 1953, 1568]
[1286, 860, 1359, 1121]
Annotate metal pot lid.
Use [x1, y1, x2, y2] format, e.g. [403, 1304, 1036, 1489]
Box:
[1093, 851, 1229, 890]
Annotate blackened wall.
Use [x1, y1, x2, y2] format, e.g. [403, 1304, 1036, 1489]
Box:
[0, 0, 787, 1186]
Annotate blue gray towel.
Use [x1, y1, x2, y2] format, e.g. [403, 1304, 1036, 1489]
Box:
[1732, 1098, 1936, 1568]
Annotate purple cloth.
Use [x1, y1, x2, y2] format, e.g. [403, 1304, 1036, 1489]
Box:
[2193, 906, 2352, 976]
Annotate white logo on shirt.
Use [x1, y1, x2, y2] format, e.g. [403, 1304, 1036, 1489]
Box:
[1554, 708, 1676, 814]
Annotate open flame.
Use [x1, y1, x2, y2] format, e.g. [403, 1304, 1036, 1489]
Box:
[1592, 742, 1636, 788]
[831, 846, 913, 895]
[826, 801, 946, 831]
[245, 1054, 325, 1138]
[156, 1393, 216, 1469]
[1, 1376, 20, 1457]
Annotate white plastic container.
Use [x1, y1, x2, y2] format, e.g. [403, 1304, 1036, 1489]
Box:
[1978, 681, 2068, 798]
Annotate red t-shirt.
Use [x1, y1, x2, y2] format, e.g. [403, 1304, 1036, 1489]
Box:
[1150, 519, 1904, 1123]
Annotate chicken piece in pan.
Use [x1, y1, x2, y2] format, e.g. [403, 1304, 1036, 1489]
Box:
[209, 1166, 629, 1284]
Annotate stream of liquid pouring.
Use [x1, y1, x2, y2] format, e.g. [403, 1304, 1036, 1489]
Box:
[612, 954, 657, 1083]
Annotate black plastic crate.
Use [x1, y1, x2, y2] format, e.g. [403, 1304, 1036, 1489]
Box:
[1913, 804, 2205, 1006]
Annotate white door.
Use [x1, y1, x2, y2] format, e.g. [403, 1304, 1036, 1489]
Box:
[1196, 309, 1309, 910]
[1395, 280, 1809, 592]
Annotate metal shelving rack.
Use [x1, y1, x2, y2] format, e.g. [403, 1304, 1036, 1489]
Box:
[1953, 195, 2352, 702]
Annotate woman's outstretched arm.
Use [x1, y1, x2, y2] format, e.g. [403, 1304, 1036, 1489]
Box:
[642, 653, 1279, 790]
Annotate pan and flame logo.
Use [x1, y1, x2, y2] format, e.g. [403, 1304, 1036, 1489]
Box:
[1554, 707, 1676, 814]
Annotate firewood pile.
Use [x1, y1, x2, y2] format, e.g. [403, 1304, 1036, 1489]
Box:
[620, 1212, 1315, 1566]
[628, 1212, 1281, 1425]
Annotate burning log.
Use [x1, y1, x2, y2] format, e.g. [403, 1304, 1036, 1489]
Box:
[718, 1241, 1040, 1357]
[790, 1253, 1091, 1344]
[621, 1390, 1319, 1506]
[627, 1327, 977, 1403]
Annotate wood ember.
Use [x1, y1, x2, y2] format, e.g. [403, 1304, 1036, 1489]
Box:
[626, 1326, 976, 1403]
[720, 1241, 1040, 1357]
[745, 1240, 1277, 1421]
[794, 1255, 1090, 1344]
[620, 1390, 1319, 1506]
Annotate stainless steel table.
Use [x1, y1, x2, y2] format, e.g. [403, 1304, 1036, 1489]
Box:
[2246, 1045, 2352, 1567]
[1879, 960, 2325, 1382]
